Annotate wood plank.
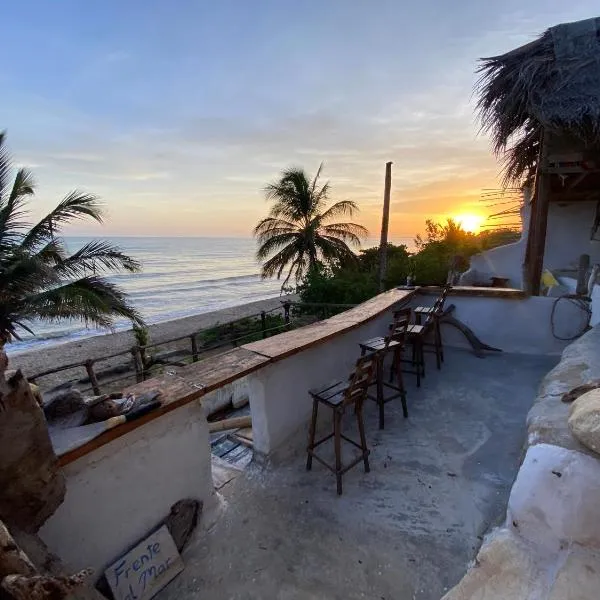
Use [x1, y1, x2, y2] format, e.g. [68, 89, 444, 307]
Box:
[243, 288, 414, 359]
[416, 286, 525, 299]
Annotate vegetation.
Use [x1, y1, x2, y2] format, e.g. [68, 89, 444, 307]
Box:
[200, 313, 288, 347]
[0, 132, 143, 350]
[298, 219, 520, 307]
[254, 164, 367, 289]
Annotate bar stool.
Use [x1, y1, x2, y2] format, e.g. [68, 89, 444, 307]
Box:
[359, 308, 411, 429]
[413, 285, 450, 368]
[306, 354, 376, 495]
[398, 299, 444, 387]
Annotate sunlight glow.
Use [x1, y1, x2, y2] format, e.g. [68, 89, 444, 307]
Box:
[453, 213, 484, 234]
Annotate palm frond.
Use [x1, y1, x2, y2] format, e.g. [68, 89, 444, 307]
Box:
[0, 168, 35, 248]
[260, 242, 303, 280]
[23, 276, 144, 329]
[53, 240, 142, 279]
[0, 131, 10, 205]
[319, 200, 362, 223]
[256, 232, 300, 261]
[253, 217, 299, 238]
[21, 191, 103, 251]
[320, 223, 366, 246]
[316, 235, 358, 264]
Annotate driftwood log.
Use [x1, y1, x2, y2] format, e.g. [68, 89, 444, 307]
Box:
[439, 304, 502, 358]
[562, 380, 600, 403]
[208, 415, 252, 433]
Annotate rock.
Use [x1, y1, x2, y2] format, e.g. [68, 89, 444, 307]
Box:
[569, 389, 600, 454]
[441, 528, 545, 600]
[507, 444, 600, 552]
[1, 569, 93, 600]
[527, 393, 591, 455]
[0, 370, 66, 532]
[0, 520, 36, 579]
[548, 546, 600, 600]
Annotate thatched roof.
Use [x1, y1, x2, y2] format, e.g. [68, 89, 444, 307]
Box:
[476, 17, 600, 184]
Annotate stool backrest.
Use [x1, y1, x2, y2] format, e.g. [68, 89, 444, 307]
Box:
[343, 354, 376, 406]
[424, 285, 451, 327]
[391, 307, 411, 345]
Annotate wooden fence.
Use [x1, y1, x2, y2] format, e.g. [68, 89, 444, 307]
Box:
[28, 301, 356, 396]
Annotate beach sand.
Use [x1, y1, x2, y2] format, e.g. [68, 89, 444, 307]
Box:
[9, 295, 295, 394]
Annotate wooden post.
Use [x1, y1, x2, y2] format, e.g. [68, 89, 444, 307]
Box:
[84, 360, 101, 396]
[576, 254, 591, 296]
[528, 134, 550, 296]
[191, 335, 199, 362]
[131, 347, 144, 383]
[378, 161, 393, 292]
[260, 311, 267, 339]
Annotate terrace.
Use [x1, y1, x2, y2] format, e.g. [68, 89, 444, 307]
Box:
[159, 348, 552, 600]
[36, 285, 591, 599]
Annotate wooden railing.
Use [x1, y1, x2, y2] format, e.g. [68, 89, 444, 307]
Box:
[28, 301, 357, 396]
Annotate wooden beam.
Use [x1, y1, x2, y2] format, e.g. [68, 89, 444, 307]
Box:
[378, 162, 392, 292]
[528, 134, 551, 296]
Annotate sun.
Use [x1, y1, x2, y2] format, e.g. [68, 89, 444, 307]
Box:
[454, 213, 484, 234]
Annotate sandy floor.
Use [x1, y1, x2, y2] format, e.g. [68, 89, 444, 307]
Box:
[9, 295, 295, 394]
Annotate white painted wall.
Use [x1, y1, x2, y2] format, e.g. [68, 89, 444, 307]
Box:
[248, 311, 392, 456]
[413, 294, 589, 355]
[39, 401, 217, 575]
[544, 201, 600, 271]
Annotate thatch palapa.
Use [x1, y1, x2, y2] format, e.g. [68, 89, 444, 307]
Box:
[477, 17, 600, 185]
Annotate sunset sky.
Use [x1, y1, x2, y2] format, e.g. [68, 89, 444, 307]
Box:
[2, 2, 597, 238]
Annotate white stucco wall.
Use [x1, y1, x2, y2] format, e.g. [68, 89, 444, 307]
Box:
[248, 311, 392, 456]
[39, 401, 216, 575]
[544, 201, 600, 271]
[465, 237, 526, 288]
[413, 294, 588, 355]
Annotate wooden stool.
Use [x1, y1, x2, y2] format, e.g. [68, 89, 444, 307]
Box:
[413, 285, 450, 368]
[359, 308, 410, 429]
[306, 354, 376, 495]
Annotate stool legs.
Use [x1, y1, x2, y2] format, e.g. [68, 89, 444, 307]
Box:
[306, 397, 370, 494]
[356, 401, 370, 473]
[436, 318, 445, 364]
[394, 351, 408, 418]
[376, 354, 385, 430]
[434, 319, 442, 370]
[334, 410, 343, 495]
[306, 398, 319, 471]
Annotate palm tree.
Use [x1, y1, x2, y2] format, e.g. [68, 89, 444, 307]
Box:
[254, 165, 367, 288]
[0, 132, 144, 358]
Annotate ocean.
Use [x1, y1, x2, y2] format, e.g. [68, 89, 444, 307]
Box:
[8, 235, 414, 353]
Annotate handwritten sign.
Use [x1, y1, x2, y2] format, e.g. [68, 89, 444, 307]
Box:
[105, 525, 184, 600]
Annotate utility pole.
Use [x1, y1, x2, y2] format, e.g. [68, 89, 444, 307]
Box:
[378, 161, 392, 292]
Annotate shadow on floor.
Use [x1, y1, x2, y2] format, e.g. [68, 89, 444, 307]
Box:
[159, 349, 556, 600]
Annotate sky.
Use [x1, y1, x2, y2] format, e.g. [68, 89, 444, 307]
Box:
[2, 1, 598, 238]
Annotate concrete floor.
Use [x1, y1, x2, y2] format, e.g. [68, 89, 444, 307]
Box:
[159, 349, 556, 600]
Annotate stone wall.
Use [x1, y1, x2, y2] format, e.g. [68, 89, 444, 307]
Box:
[442, 325, 600, 599]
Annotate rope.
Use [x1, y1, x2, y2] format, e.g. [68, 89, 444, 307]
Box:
[550, 294, 592, 341]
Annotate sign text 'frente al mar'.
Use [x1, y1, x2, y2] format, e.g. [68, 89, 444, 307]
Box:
[105, 525, 184, 600]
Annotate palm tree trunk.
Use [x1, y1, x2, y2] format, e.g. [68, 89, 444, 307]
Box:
[0, 343, 65, 533]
